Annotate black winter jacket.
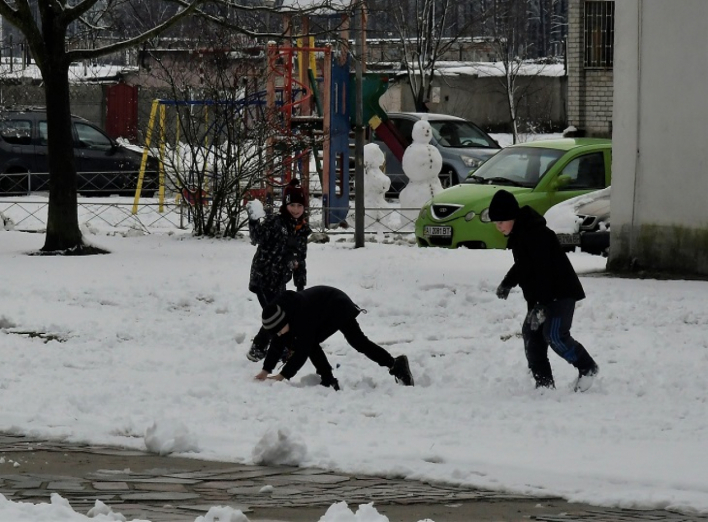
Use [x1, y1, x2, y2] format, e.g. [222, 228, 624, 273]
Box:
[500, 206, 585, 306]
[263, 286, 362, 379]
[249, 209, 311, 296]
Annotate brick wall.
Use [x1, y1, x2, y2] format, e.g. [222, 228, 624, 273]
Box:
[567, 0, 614, 137]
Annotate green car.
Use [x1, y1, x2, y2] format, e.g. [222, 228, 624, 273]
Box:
[415, 138, 612, 249]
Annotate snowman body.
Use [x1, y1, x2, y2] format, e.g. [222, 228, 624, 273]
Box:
[362, 143, 393, 230]
[399, 119, 444, 222]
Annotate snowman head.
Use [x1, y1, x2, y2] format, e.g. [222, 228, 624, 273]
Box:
[364, 142, 386, 171]
[411, 119, 433, 145]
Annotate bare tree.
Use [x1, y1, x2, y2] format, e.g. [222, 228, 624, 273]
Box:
[139, 27, 298, 238]
[480, 0, 554, 143]
[0, 0, 350, 254]
[368, 0, 483, 112]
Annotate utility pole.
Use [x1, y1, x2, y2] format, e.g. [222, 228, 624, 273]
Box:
[353, 0, 366, 248]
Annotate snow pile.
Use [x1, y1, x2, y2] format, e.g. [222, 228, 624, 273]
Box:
[319, 501, 393, 521]
[252, 427, 308, 466]
[194, 506, 250, 522]
[144, 419, 199, 456]
[0, 493, 144, 521]
[86, 500, 130, 521]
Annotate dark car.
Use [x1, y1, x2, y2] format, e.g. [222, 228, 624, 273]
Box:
[372, 112, 501, 197]
[0, 108, 158, 196]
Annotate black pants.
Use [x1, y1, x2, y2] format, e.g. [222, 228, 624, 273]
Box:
[522, 298, 596, 387]
[252, 286, 285, 349]
[339, 317, 395, 369]
[270, 317, 395, 382]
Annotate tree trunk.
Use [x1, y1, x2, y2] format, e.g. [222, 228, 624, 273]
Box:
[41, 62, 84, 252]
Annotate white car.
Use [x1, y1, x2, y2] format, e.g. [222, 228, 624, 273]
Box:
[545, 187, 610, 256]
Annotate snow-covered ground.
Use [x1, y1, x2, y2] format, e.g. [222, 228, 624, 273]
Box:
[1, 208, 708, 521]
[2, 130, 705, 521]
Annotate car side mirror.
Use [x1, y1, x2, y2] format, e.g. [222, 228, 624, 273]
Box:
[550, 174, 572, 191]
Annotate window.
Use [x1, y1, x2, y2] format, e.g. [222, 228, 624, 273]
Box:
[74, 122, 113, 150]
[429, 121, 498, 149]
[560, 152, 606, 189]
[391, 118, 415, 143]
[0, 120, 32, 145]
[464, 147, 564, 188]
[584, 1, 614, 68]
[39, 122, 49, 146]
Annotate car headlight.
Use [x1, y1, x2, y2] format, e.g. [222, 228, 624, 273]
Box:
[464, 211, 476, 222]
[460, 155, 484, 169]
[480, 208, 491, 223]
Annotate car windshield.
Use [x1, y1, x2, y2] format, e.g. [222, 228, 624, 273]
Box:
[428, 120, 498, 149]
[463, 146, 564, 188]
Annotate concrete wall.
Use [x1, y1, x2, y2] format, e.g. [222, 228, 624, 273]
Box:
[567, 0, 614, 137]
[0, 83, 106, 127]
[609, 0, 708, 275]
[386, 73, 567, 133]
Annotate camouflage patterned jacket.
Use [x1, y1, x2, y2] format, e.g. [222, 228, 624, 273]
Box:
[248, 212, 311, 296]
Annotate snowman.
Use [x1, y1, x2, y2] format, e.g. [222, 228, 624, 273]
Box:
[363, 143, 394, 231]
[398, 118, 443, 224]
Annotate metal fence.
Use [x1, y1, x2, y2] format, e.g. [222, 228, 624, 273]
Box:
[0, 197, 420, 237]
[0, 198, 185, 233]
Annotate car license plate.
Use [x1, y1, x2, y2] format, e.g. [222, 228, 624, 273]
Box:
[424, 225, 452, 237]
[557, 233, 580, 246]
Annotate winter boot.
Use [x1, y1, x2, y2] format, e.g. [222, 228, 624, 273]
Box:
[574, 364, 599, 392]
[535, 375, 556, 389]
[529, 363, 555, 389]
[389, 355, 414, 386]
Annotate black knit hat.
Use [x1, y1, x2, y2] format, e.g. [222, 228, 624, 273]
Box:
[488, 189, 520, 222]
[282, 178, 307, 207]
[262, 303, 289, 333]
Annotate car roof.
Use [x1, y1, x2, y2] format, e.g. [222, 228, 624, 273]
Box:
[508, 138, 611, 151]
[0, 107, 87, 122]
[386, 112, 466, 122]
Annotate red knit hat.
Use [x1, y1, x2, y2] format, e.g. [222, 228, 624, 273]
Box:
[282, 178, 307, 207]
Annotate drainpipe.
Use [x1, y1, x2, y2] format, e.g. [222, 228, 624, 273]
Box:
[629, 0, 643, 264]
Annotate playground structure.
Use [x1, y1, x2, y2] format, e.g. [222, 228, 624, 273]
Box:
[131, 3, 411, 230]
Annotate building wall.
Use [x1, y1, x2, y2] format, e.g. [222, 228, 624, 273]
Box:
[388, 73, 567, 133]
[0, 83, 105, 126]
[609, 0, 708, 275]
[567, 0, 614, 137]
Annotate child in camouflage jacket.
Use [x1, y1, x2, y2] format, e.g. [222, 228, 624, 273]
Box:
[245, 178, 311, 362]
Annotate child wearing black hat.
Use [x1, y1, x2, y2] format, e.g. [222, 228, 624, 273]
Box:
[489, 189, 599, 392]
[245, 178, 311, 362]
[254, 285, 415, 389]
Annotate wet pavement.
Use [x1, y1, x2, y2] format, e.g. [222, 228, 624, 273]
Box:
[1, 433, 707, 522]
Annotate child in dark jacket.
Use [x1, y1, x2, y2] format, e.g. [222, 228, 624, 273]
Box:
[245, 179, 311, 362]
[254, 285, 414, 389]
[490, 189, 599, 391]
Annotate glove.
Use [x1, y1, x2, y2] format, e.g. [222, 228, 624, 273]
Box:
[527, 305, 547, 331]
[496, 283, 512, 300]
[320, 375, 340, 391]
[246, 200, 265, 221]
